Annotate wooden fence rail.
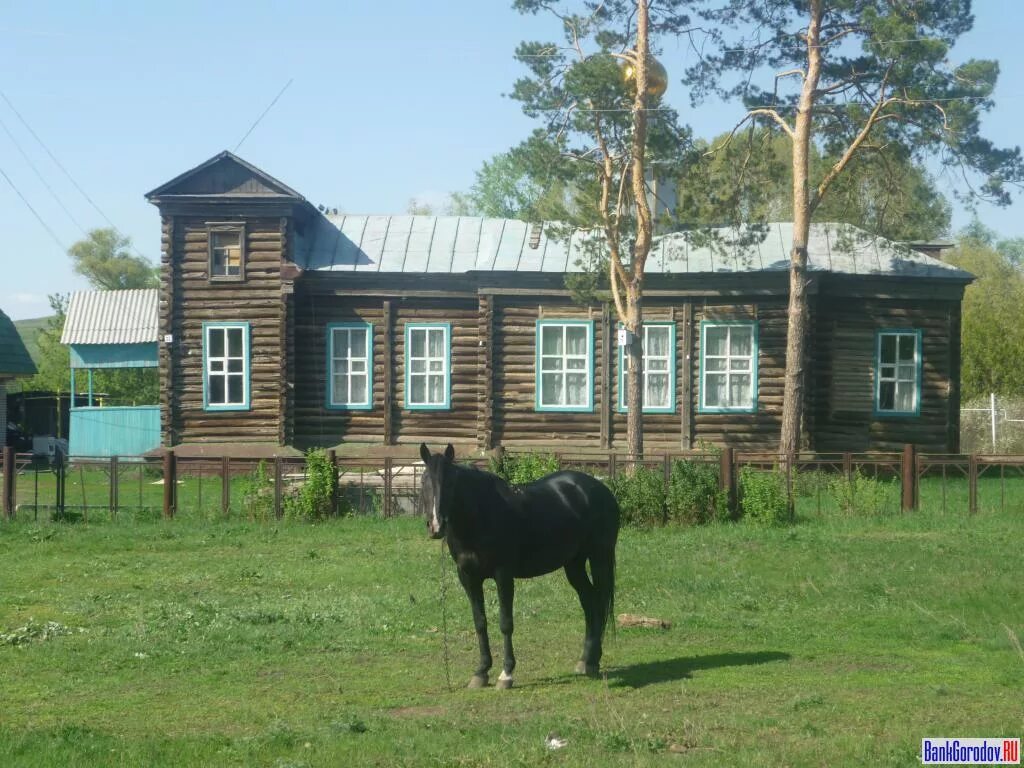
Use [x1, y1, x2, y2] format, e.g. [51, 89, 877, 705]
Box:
[4, 444, 1024, 522]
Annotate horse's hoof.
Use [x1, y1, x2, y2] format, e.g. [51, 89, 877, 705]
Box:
[496, 671, 513, 690]
[574, 661, 600, 677]
[467, 674, 488, 689]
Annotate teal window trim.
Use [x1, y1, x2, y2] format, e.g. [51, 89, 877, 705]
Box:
[202, 322, 251, 412]
[535, 319, 596, 413]
[698, 320, 759, 414]
[617, 322, 676, 414]
[404, 322, 452, 410]
[873, 328, 922, 418]
[326, 322, 373, 411]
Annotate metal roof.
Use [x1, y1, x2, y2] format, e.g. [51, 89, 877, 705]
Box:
[62, 289, 160, 345]
[0, 308, 36, 376]
[296, 217, 971, 280]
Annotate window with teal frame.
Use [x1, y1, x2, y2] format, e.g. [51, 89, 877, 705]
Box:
[699, 321, 758, 413]
[203, 322, 250, 411]
[535, 320, 594, 412]
[327, 322, 373, 410]
[874, 329, 922, 417]
[405, 323, 451, 410]
[618, 322, 675, 413]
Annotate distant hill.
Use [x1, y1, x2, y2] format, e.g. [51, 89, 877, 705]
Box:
[13, 316, 52, 366]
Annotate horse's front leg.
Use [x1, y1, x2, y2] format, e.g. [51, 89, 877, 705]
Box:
[494, 570, 515, 690]
[458, 569, 491, 688]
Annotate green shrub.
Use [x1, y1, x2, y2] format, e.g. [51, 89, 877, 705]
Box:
[489, 452, 560, 485]
[828, 469, 897, 516]
[609, 466, 666, 528]
[739, 467, 792, 525]
[239, 461, 274, 521]
[667, 459, 728, 524]
[285, 449, 336, 521]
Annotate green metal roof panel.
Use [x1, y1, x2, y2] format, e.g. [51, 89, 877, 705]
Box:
[0, 308, 37, 376]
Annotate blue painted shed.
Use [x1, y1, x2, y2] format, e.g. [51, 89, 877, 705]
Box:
[61, 290, 161, 457]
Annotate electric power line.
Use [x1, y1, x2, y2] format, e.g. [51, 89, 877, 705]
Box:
[0, 89, 149, 260]
[0, 111, 87, 235]
[0, 163, 67, 252]
[235, 78, 293, 152]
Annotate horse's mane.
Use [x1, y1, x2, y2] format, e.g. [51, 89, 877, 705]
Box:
[453, 462, 522, 507]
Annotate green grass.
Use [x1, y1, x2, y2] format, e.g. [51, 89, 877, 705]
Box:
[1, 504, 1022, 767]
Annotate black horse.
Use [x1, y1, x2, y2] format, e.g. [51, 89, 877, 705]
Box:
[419, 443, 620, 689]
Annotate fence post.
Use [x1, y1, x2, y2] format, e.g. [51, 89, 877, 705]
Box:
[221, 456, 230, 517]
[327, 449, 338, 516]
[720, 446, 736, 516]
[162, 449, 176, 519]
[843, 452, 853, 483]
[383, 456, 393, 518]
[110, 456, 119, 520]
[2, 446, 13, 520]
[273, 457, 283, 520]
[609, 452, 617, 481]
[901, 444, 916, 512]
[968, 454, 978, 515]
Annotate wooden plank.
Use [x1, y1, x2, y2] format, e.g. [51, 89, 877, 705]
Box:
[383, 300, 394, 445]
[479, 294, 495, 450]
[681, 301, 693, 449]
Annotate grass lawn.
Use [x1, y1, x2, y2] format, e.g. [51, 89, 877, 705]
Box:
[1, 506, 1022, 767]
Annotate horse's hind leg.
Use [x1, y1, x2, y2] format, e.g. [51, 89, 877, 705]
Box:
[587, 548, 615, 672]
[458, 569, 492, 688]
[564, 556, 599, 676]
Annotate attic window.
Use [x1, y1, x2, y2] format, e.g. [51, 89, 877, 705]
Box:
[209, 224, 245, 280]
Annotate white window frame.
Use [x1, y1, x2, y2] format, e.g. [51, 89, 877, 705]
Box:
[327, 323, 373, 410]
[203, 322, 249, 411]
[535, 320, 594, 412]
[875, 329, 922, 417]
[699, 321, 758, 413]
[405, 323, 451, 410]
[618, 322, 676, 413]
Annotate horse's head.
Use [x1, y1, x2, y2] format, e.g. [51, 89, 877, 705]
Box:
[419, 442, 456, 539]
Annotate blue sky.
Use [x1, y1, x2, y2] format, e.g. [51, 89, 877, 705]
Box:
[2, 0, 1022, 320]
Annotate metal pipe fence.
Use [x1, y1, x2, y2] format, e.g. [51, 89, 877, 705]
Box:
[4, 445, 1024, 523]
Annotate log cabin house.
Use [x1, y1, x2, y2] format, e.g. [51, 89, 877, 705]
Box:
[145, 151, 972, 458]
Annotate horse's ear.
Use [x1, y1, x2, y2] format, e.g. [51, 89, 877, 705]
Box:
[419, 443, 431, 464]
[444, 443, 455, 462]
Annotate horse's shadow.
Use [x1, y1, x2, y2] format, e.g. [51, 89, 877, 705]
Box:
[605, 650, 791, 688]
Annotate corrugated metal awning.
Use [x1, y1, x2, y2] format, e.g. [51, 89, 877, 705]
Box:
[61, 289, 159, 345]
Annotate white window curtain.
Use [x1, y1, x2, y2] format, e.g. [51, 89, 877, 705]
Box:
[407, 325, 449, 408]
[620, 324, 674, 411]
[330, 325, 371, 407]
[539, 323, 591, 409]
[702, 324, 754, 410]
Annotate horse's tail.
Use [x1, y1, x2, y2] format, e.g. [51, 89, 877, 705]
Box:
[594, 493, 619, 640]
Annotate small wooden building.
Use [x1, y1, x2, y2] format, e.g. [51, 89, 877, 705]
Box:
[146, 151, 972, 457]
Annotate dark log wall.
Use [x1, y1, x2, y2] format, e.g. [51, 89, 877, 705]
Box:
[813, 297, 957, 452]
[493, 300, 605, 447]
[292, 295, 386, 445]
[163, 215, 284, 444]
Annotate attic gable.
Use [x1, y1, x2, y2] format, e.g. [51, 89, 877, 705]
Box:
[145, 151, 304, 201]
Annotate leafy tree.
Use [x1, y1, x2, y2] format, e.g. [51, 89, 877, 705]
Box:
[69, 228, 157, 290]
[678, 128, 950, 241]
[22, 294, 71, 396]
[509, 0, 693, 458]
[684, 0, 1023, 455]
[946, 235, 1024, 400]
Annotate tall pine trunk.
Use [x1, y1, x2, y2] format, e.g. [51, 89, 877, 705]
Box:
[779, 0, 822, 458]
[625, 284, 644, 461]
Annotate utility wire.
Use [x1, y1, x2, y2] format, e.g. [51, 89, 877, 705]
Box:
[0, 111, 87, 235]
[235, 78, 293, 152]
[0, 89, 149, 260]
[0, 163, 67, 251]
